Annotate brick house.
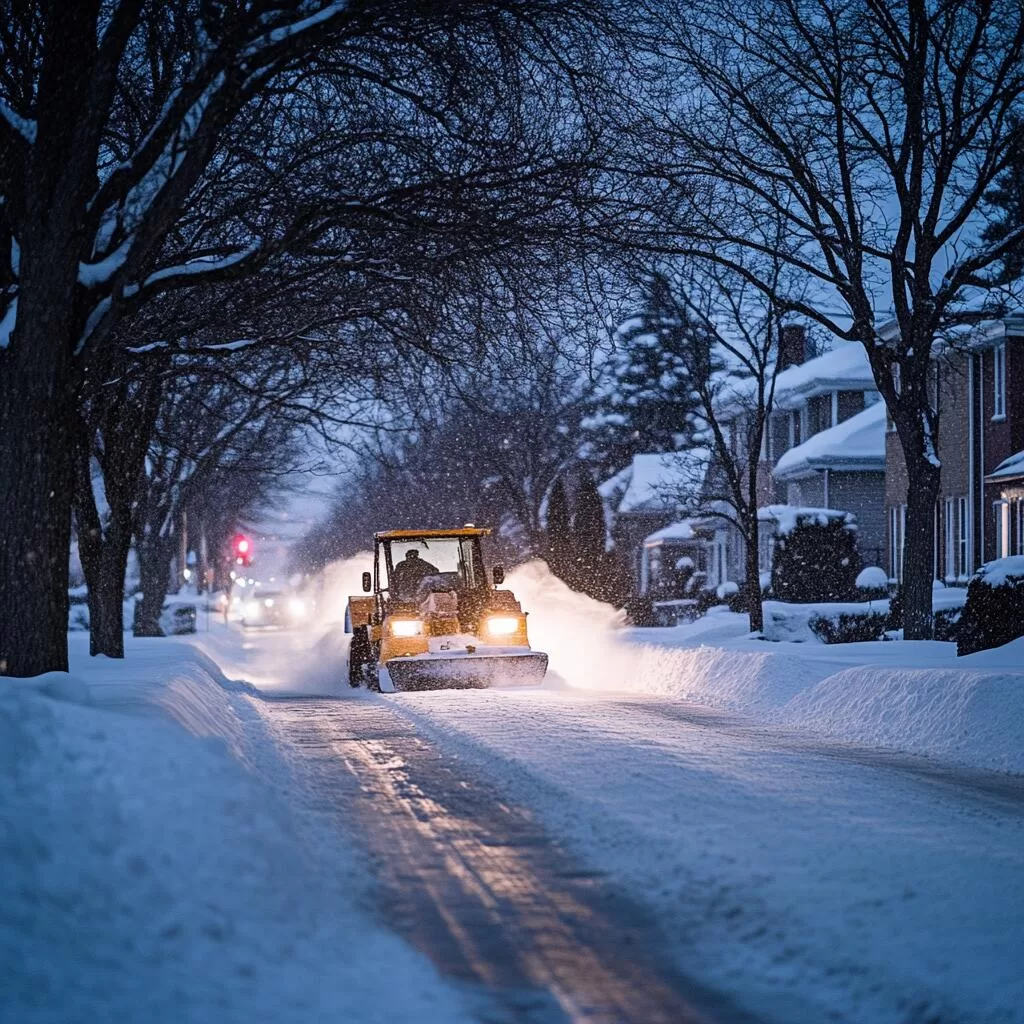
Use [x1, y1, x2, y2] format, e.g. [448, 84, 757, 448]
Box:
[884, 316, 1024, 586]
[695, 330, 885, 590]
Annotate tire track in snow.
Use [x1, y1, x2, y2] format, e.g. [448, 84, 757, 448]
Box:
[252, 697, 754, 1024]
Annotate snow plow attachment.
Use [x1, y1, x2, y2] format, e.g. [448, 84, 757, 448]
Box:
[386, 650, 549, 692]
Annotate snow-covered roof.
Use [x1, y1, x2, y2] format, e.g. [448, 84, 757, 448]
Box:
[643, 519, 700, 546]
[714, 342, 876, 418]
[988, 449, 1024, 482]
[600, 449, 710, 515]
[771, 343, 875, 410]
[773, 401, 886, 481]
[757, 505, 856, 536]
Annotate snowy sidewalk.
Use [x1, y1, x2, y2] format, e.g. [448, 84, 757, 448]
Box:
[0, 632, 472, 1024]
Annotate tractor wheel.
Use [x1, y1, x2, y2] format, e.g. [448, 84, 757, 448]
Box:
[349, 626, 372, 687]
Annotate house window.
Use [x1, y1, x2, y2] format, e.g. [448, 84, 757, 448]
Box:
[889, 504, 906, 582]
[993, 343, 1006, 420]
[1018, 499, 1024, 556]
[957, 496, 969, 578]
[995, 501, 1010, 559]
[789, 409, 802, 448]
[944, 498, 955, 581]
[758, 522, 774, 573]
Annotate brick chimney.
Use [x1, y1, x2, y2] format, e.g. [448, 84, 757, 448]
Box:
[778, 325, 807, 372]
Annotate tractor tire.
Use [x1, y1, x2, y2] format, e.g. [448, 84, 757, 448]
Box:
[349, 626, 372, 688]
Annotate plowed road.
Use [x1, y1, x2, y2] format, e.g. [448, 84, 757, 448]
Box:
[235, 628, 1024, 1024]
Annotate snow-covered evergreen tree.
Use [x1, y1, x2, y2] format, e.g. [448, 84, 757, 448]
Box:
[584, 272, 705, 474]
[982, 124, 1024, 284]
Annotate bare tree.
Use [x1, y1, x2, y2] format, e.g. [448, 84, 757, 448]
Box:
[645, 263, 778, 632]
[0, 0, 627, 674]
[641, 0, 1024, 637]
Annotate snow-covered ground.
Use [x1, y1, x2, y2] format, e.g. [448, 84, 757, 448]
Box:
[0, 632, 472, 1024]
[509, 561, 1024, 775]
[6, 560, 1024, 1023]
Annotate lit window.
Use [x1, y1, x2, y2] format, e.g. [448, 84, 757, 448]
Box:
[995, 501, 1010, 559]
[993, 343, 1006, 419]
[889, 504, 906, 582]
[944, 498, 955, 581]
[957, 496, 969, 577]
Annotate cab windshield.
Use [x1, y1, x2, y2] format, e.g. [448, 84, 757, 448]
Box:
[379, 536, 485, 602]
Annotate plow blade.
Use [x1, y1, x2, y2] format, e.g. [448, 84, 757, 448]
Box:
[386, 651, 549, 692]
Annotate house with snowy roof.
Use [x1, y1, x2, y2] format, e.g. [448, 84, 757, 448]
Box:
[691, 328, 886, 592]
[884, 314, 1024, 585]
[598, 449, 710, 592]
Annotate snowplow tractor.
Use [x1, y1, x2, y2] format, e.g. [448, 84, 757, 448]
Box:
[346, 528, 548, 692]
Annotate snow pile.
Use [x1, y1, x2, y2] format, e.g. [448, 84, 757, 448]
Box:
[509, 563, 1024, 772]
[0, 640, 470, 1024]
[778, 652, 1024, 773]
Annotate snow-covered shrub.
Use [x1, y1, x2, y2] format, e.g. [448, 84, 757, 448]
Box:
[770, 513, 862, 603]
[715, 580, 738, 600]
[855, 565, 889, 601]
[809, 608, 889, 644]
[957, 557, 1024, 656]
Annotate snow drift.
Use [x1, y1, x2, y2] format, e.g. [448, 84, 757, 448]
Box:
[507, 561, 1024, 774]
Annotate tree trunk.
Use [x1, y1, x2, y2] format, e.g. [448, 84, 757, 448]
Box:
[902, 457, 940, 640]
[744, 514, 764, 633]
[88, 546, 131, 657]
[134, 535, 174, 637]
[0, 255, 79, 676]
[0, 379, 76, 675]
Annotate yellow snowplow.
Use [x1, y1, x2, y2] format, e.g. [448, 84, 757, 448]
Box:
[345, 527, 548, 691]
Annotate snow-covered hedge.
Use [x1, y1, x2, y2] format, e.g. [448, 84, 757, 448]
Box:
[769, 512, 861, 603]
[957, 557, 1024, 656]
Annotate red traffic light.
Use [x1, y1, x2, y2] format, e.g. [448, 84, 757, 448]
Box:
[232, 534, 253, 565]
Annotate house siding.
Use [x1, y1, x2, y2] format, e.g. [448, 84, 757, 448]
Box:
[829, 471, 886, 567]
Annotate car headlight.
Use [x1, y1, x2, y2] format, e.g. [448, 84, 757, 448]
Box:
[245, 601, 260, 617]
[288, 598, 306, 618]
[390, 619, 423, 638]
[485, 615, 520, 636]
[264, 598, 275, 608]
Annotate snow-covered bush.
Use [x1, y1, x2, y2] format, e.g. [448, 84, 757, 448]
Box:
[770, 512, 862, 603]
[957, 557, 1024, 656]
[808, 608, 889, 644]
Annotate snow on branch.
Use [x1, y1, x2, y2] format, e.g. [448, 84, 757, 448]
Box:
[125, 244, 261, 297]
[244, 1, 349, 56]
[0, 99, 36, 145]
[0, 297, 18, 350]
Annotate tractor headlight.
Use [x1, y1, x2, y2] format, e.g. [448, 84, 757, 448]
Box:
[391, 619, 423, 638]
[485, 615, 520, 636]
[288, 597, 307, 619]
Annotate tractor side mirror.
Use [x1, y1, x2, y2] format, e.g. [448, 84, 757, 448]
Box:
[492, 565, 505, 585]
[362, 571, 372, 593]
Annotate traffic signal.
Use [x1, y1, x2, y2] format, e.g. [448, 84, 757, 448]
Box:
[232, 533, 253, 566]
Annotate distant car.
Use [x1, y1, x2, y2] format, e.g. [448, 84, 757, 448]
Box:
[241, 590, 309, 629]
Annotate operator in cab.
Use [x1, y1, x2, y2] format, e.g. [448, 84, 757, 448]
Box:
[391, 548, 439, 600]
